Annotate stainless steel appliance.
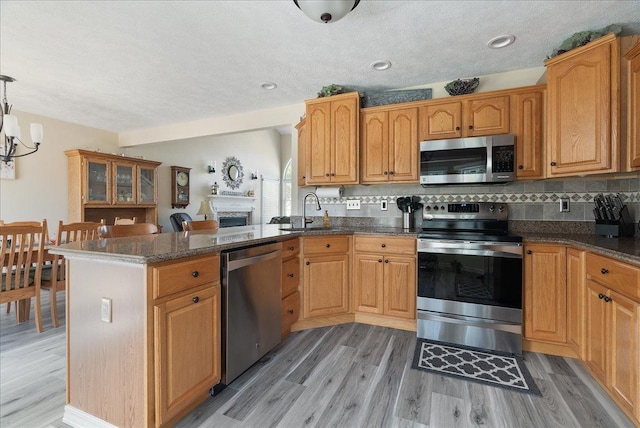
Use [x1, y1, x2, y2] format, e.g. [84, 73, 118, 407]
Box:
[221, 242, 282, 384]
[420, 134, 515, 185]
[417, 202, 523, 354]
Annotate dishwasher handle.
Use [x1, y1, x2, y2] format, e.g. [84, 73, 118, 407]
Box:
[226, 249, 281, 271]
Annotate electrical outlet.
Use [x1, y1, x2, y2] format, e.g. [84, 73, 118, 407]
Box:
[560, 197, 570, 213]
[381, 200, 388, 211]
[101, 297, 112, 323]
[346, 199, 360, 210]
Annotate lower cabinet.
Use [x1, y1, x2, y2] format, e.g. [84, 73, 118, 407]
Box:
[566, 247, 586, 357]
[281, 238, 300, 337]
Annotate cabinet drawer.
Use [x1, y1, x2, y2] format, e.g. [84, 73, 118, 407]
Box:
[152, 255, 220, 300]
[282, 257, 300, 298]
[586, 253, 640, 300]
[303, 236, 349, 255]
[281, 291, 300, 337]
[354, 235, 416, 255]
[282, 238, 300, 259]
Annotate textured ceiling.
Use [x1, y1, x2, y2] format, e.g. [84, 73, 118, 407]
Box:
[1, 1, 639, 133]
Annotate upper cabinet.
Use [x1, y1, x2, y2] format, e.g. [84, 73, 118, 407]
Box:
[418, 94, 510, 141]
[66, 149, 161, 224]
[511, 87, 545, 179]
[361, 107, 419, 184]
[305, 92, 359, 185]
[545, 34, 640, 177]
[624, 40, 640, 169]
[295, 118, 308, 186]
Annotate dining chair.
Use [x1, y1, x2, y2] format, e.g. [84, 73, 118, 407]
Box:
[41, 221, 102, 328]
[98, 223, 159, 238]
[181, 219, 219, 231]
[169, 212, 192, 232]
[0, 220, 47, 332]
[114, 216, 137, 225]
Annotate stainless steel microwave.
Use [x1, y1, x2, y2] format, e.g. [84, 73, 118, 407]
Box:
[419, 134, 515, 185]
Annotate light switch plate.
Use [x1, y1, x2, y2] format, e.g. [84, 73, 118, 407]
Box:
[346, 199, 360, 210]
[560, 197, 570, 212]
[381, 200, 388, 211]
[101, 297, 112, 323]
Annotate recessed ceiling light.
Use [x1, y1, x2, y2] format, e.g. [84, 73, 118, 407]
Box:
[370, 60, 392, 71]
[261, 82, 277, 90]
[487, 34, 516, 49]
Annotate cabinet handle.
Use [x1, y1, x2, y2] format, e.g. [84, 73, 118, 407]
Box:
[550, 161, 557, 166]
[302, 176, 306, 179]
[288, 309, 294, 314]
[288, 273, 295, 278]
[598, 293, 605, 300]
[455, 126, 460, 131]
[384, 259, 389, 263]
[600, 268, 609, 274]
[326, 243, 331, 248]
[325, 173, 330, 177]
[526, 250, 532, 254]
[384, 171, 388, 175]
[603, 296, 612, 303]
[192, 296, 200, 303]
[518, 165, 523, 170]
[192, 271, 199, 278]
[306, 261, 310, 265]
[378, 259, 382, 263]
[288, 246, 295, 251]
[331, 173, 336, 176]
[389, 171, 394, 175]
[381, 244, 386, 248]
[468, 125, 473, 130]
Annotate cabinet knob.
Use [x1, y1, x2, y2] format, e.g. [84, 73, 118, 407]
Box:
[326, 243, 331, 248]
[455, 126, 460, 131]
[192, 296, 200, 303]
[288, 273, 295, 278]
[598, 293, 605, 299]
[603, 296, 612, 303]
[302, 176, 306, 179]
[526, 250, 532, 254]
[331, 173, 336, 176]
[550, 161, 557, 166]
[600, 268, 609, 274]
[325, 173, 330, 177]
[378, 259, 383, 263]
[468, 125, 473, 130]
[306, 261, 310, 265]
[381, 244, 386, 248]
[384, 171, 388, 175]
[288, 246, 295, 251]
[518, 165, 523, 170]
[288, 309, 294, 314]
[192, 271, 199, 278]
[384, 259, 389, 263]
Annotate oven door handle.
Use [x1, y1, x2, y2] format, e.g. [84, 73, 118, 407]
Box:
[418, 311, 522, 334]
[418, 245, 522, 259]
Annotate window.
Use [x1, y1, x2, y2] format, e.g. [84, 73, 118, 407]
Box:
[282, 159, 292, 216]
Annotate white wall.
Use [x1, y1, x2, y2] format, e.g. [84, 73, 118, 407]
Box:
[0, 110, 119, 236]
[122, 129, 281, 232]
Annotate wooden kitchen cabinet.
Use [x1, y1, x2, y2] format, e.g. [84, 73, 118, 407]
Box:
[511, 87, 545, 179]
[360, 107, 419, 183]
[418, 95, 510, 141]
[353, 236, 416, 319]
[625, 41, 640, 169]
[296, 119, 308, 186]
[66, 149, 161, 224]
[566, 247, 586, 358]
[305, 92, 359, 185]
[523, 244, 567, 343]
[302, 235, 350, 318]
[281, 238, 300, 337]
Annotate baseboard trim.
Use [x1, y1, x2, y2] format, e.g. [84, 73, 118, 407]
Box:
[354, 313, 416, 331]
[63, 405, 117, 428]
[523, 339, 577, 358]
[291, 313, 355, 331]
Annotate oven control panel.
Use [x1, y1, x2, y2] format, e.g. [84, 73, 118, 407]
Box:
[422, 202, 508, 220]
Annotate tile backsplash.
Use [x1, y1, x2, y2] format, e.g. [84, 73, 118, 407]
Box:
[299, 177, 640, 227]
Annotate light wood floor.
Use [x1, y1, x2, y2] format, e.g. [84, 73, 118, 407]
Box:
[1, 294, 634, 428]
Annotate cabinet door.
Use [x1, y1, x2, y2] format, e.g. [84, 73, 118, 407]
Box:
[383, 255, 416, 319]
[353, 254, 384, 314]
[547, 38, 614, 176]
[360, 111, 389, 183]
[465, 96, 510, 137]
[113, 161, 136, 205]
[418, 102, 462, 141]
[137, 165, 157, 204]
[628, 45, 640, 168]
[524, 244, 567, 343]
[296, 119, 308, 186]
[388, 108, 419, 182]
[330, 96, 359, 183]
[303, 254, 349, 318]
[306, 102, 332, 184]
[512, 90, 545, 179]
[566, 248, 586, 358]
[585, 279, 609, 383]
[609, 290, 638, 413]
[84, 158, 111, 204]
[154, 285, 220, 426]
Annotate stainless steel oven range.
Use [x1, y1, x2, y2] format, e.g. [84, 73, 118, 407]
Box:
[417, 202, 523, 354]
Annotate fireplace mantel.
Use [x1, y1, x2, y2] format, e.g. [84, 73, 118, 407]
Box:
[208, 195, 256, 213]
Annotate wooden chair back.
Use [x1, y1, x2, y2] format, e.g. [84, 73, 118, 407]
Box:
[114, 216, 137, 225]
[182, 219, 219, 231]
[42, 220, 102, 327]
[0, 220, 47, 332]
[98, 223, 158, 238]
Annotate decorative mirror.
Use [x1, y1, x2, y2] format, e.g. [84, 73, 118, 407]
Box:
[221, 156, 244, 189]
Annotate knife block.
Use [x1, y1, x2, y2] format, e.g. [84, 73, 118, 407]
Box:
[595, 205, 635, 237]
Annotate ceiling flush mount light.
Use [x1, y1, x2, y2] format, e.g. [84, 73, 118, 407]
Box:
[0, 75, 43, 164]
[370, 60, 392, 71]
[487, 34, 516, 49]
[293, 0, 360, 24]
[261, 82, 277, 90]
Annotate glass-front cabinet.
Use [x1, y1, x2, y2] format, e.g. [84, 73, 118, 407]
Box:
[85, 158, 111, 204]
[138, 166, 157, 204]
[113, 162, 136, 205]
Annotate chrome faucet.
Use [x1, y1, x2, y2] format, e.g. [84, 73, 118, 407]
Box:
[303, 192, 322, 228]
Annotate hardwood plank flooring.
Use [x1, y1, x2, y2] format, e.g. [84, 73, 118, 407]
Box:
[1, 294, 635, 428]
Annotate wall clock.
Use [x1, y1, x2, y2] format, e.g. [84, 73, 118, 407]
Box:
[171, 166, 191, 208]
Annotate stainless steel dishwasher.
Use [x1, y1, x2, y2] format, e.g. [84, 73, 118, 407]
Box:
[221, 242, 282, 385]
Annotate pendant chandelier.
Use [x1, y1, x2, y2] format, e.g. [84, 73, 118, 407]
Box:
[293, 0, 360, 24]
[1, 75, 43, 164]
